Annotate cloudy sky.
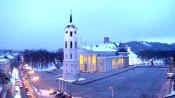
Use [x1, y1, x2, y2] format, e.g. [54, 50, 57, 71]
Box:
[0, 0, 175, 50]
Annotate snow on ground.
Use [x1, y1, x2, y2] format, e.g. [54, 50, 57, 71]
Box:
[11, 68, 21, 98]
[33, 87, 52, 97]
[58, 77, 76, 82]
[166, 91, 175, 97]
[0, 87, 2, 92]
[34, 87, 82, 98]
[33, 64, 57, 72]
[57, 77, 85, 82]
[142, 41, 151, 47]
[78, 78, 85, 81]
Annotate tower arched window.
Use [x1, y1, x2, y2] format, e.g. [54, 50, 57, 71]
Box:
[75, 41, 77, 48]
[66, 54, 67, 59]
[70, 41, 72, 48]
[66, 31, 68, 34]
[70, 54, 72, 59]
[70, 31, 72, 37]
[65, 41, 67, 48]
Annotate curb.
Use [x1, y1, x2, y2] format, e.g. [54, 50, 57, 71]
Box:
[74, 67, 136, 85]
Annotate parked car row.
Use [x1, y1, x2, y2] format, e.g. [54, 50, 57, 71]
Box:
[55, 92, 72, 98]
[49, 90, 72, 98]
[17, 78, 32, 98]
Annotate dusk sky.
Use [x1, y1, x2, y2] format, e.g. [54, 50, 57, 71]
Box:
[0, 0, 175, 50]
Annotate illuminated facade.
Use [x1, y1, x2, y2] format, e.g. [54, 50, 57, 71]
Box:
[78, 38, 129, 73]
[63, 13, 129, 75]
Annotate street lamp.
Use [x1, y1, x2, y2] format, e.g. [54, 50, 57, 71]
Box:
[62, 80, 64, 92]
[64, 81, 67, 93]
[109, 86, 114, 98]
[58, 79, 61, 91]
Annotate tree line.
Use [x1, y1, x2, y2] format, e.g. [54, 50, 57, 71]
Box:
[137, 50, 175, 65]
[23, 49, 63, 69]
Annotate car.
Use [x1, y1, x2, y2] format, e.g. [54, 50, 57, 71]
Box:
[66, 95, 72, 98]
[166, 72, 174, 79]
[49, 90, 57, 95]
[55, 92, 64, 98]
[15, 80, 21, 86]
[26, 91, 32, 98]
[22, 78, 25, 81]
[20, 84, 23, 88]
[25, 87, 29, 91]
[15, 86, 20, 94]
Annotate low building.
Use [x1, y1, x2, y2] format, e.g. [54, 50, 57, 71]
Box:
[127, 48, 142, 65]
[78, 38, 129, 73]
[0, 58, 10, 75]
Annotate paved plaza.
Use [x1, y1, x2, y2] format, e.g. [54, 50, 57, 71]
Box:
[36, 66, 168, 98]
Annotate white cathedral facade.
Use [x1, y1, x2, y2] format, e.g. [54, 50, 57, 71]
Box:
[63, 13, 129, 81]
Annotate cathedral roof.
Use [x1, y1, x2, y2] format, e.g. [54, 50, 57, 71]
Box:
[81, 43, 117, 52]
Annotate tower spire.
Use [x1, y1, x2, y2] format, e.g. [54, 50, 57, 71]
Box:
[70, 10, 72, 23]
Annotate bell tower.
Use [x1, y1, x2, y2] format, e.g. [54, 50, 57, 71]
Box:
[63, 11, 79, 81]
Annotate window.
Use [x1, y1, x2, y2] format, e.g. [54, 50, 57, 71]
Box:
[70, 54, 72, 59]
[75, 41, 77, 48]
[70, 41, 72, 48]
[66, 31, 68, 34]
[75, 31, 76, 34]
[71, 64, 73, 67]
[66, 54, 67, 59]
[70, 31, 72, 36]
[65, 41, 67, 48]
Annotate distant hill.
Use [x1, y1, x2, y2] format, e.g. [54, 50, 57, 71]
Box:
[125, 41, 175, 55]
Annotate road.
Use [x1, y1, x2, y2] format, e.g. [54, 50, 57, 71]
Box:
[18, 68, 37, 98]
[36, 67, 168, 98]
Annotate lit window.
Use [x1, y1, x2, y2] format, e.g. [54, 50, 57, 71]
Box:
[70, 41, 72, 48]
[92, 55, 96, 71]
[79, 55, 84, 71]
[70, 31, 72, 36]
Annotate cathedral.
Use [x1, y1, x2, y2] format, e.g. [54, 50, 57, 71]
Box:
[63, 12, 129, 81]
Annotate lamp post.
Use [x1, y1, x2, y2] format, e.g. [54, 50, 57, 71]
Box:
[109, 86, 114, 98]
[61, 80, 64, 92]
[64, 81, 67, 93]
[58, 79, 61, 91]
